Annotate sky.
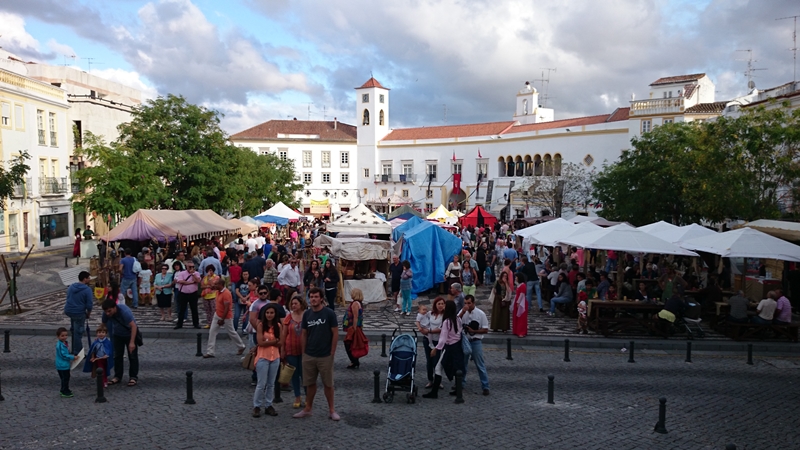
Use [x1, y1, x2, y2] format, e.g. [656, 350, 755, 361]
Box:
[1, 0, 798, 135]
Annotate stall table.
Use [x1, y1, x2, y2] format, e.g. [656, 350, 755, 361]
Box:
[343, 278, 386, 304]
[588, 300, 666, 337]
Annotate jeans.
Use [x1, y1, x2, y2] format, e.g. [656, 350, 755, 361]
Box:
[401, 289, 412, 313]
[67, 314, 86, 356]
[285, 354, 305, 398]
[604, 258, 617, 274]
[233, 303, 248, 332]
[550, 295, 571, 313]
[463, 339, 489, 390]
[422, 337, 434, 382]
[253, 358, 280, 408]
[526, 281, 542, 310]
[751, 316, 771, 325]
[112, 335, 139, 381]
[57, 369, 71, 395]
[120, 277, 139, 308]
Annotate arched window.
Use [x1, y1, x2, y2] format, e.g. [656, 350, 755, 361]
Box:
[544, 154, 553, 176]
[362, 109, 370, 125]
[497, 157, 506, 176]
[534, 155, 543, 176]
[515, 156, 524, 177]
[379, 110, 385, 126]
[523, 99, 528, 115]
[554, 154, 562, 176]
[506, 156, 514, 177]
[524, 155, 533, 176]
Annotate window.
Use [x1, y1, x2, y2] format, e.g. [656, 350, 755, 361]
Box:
[340, 151, 349, 168]
[321, 151, 331, 168]
[14, 105, 23, 130]
[50, 159, 58, 177]
[402, 161, 413, 176]
[39, 159, 46, 178]
[426, 190, 433, 199]
[258, 146, 270, 156]
[380, 189, 388, 197]
[40, 213, 69, 240]
[363, 188, 368, 196]
[362, 93, 369, 103]
[379, 94, 385, 103]
[279, 151, 288, 160]
[663, 118, 674, 124]
[37, 110, 45, 145]
[49, 112, 57, 146]
[583, 154, 594, 166]
[303, 173, 312, 184]
[476, 160, 488, 180]
[362, 109, 370, 125]
[451, 162, 462, 175]
[1, 102, 9, 127]
[641, 120, 652, 134]
[426, 162, 437, 182]
[379, 110, 385, 126]
[302, 151, 312, 168]
[382, 162, 392, 176]
[363, 168, 370, 178]
[523, 99, 528, 115]
[401, 189, 409, 197]
[341, 173, 349, 184]
[425, 203, 433, 212]
[322, 173, 331, 184]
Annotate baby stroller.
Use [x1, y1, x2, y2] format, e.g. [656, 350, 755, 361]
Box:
[678, 300, 705, 339]
[383, 329, 418, 404]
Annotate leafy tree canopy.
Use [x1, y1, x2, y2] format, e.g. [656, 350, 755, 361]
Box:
[0, 152, 31, 210]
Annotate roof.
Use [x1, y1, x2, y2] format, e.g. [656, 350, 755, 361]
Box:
[357, 77, 388, 90]
[505, 110, 628, 134]
[606, 107, 631, 122]
[230, 120, 356, 142]
[103, 209, 239, 242]
[650, 73, 706, 86]
[685, 101, 727, 114]
[381, 121, 516, 141]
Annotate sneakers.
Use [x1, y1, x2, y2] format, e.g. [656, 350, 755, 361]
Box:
[265, 406, 278, 416]
[293, 410, 313, 419]
[394, 308, 401, 312]
[329, 411, 340, 421]
[60, 392, 74, 398]
[546, 312, 555, 317]
[252, 407, 261, 418]
[539, 308, 544, 313]
[202, 354, 214, 358]
[203, 325, 211, 329]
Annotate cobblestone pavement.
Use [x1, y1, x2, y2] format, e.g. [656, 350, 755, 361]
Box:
[0, 334, 797, 449]
[0, 247, 78, 314]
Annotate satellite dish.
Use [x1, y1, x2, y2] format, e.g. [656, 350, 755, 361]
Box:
[748, 80, 756, 89]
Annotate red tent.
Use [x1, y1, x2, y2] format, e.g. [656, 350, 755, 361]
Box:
[459, 205, 498, 228]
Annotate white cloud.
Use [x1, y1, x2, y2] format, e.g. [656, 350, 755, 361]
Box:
[0, 12, 51, 61]
[46, 39, 77, 58]
[88, 67, 159, 100]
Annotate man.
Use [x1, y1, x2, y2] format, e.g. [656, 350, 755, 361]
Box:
[774, 289, 793, 325]
[476, 242, 488, 285]
[568, 264, 579, 290]
[389, 255, 404, 312]
[245, 234, 258, 254]
[450, 283, 465, 311]
[198, 247, 223, 276]
[459, 295, 490, 395]
[596, 271, 611, 301]
[263, 238, 273, 260]
[278, 258, 302, 301]
[64, 271, 93, 355]
[244, 248, 267, 281]
[256, 232, 266, 250]
[101, 299, 140, 386]
[82, 226, 95, 240]
[204, 278, 246, 358]
[502, 241, 518, 264]
[520, 256, 542, 312]
[726, 290, 750, 324]
[263, 259, 279, 287]
[119, 248, 140, 308]
[293, 287, 339, 421]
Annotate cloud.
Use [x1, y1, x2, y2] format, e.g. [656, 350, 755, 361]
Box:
[46, 39, 77, 58]
[0, 12, 55, 61]
[88, 67, 159, 100]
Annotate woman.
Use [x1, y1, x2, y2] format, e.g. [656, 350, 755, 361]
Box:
[444, 255, 462, 294]
[72, 228, 81, 257]
[548, 273, 573, 317]
[154, 264, 174, 321]
[490, 272, 510, 332]
[421, 297, 445, 389]
[461, 256, 478, 297]
[200, 266, 220, 328]
[253, 303, 283, 417]
[303, 260, 321, 296]
[422, 300, 464, 399]
[322, 259, 339, 310]
[342, 288, 364, 369]
[174, 261, 201, 329]
[512, 273, 528, 337]
[399, 260, 413, 316]
[234, 271, 251, 334]
[281, 294, 307, 408]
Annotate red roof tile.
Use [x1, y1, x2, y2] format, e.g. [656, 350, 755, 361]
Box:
[606, 107, 630, 122]
[504, 111, 627, 134]
[381, 121, 516, 141]
[230, 120, 357, 142]
[650, 73, 705, 86]
[357, 77, 388, 90]
[684, 101, 727, 114]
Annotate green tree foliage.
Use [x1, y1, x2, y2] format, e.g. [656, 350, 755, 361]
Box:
[593, 103, 800, 225]
[73, 95, 301, 217]
[0, 152, 30, 209]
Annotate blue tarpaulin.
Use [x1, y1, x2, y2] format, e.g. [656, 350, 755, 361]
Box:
[397, 220, 462, 294]
[392, 216, 424, 242]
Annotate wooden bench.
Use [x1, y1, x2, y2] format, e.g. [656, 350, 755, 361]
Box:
[724, 322, 799, 342]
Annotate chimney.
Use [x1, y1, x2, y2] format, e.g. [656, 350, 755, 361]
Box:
[334, 117, 337, 130]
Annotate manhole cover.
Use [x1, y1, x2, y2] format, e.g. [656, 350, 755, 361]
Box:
[344, 412, 384, 429]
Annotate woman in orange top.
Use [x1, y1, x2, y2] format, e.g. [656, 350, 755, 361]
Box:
[253, 303, 283, 418]
[281, 295, 307, 408]
[200, 266, 220, 329]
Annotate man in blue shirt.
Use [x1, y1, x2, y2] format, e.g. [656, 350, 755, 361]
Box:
[119, 248, 139, 308]
[63, 271, 94, 355]
[503, 241, 518, 263]
[263, 239, 273, 260]
[101, 299, 140, 386]
[198, 246, 223, 275]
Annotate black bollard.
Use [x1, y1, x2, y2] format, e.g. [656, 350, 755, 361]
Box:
[685, 341, 692, 363]
[547, 374, 554, 404]
[371, 370, 382, 403]
[653, 397, 668, 434]
[0, 368, 4, 401]
[628, 340, 635, 363]
[564, 339, 570, 362]
[3, 330, 9, 353]
[381, 334, 387, 357]
[506, 338, 513, 361]
[195, 333, 202, 357]
[65, 257, 69, 268]
[454, 370, 464, 404]
[95, 368, 107, 403]
[185, 370, 196, 404]
[746, 343, 753, 365]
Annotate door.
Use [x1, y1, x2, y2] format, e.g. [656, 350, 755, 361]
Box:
[22, 212, 29, 249]
[8, 214, 18, 252]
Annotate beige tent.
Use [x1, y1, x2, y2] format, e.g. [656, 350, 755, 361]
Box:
[103, 209, 240, 242]
[228, 218, 257, 236]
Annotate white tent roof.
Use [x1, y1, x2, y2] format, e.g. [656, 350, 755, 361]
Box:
[649, 223, 717, 244]
[513, 218, 572, 239]
[254, 201, 302, 221]
[560, 224, 698, 256]
[326, 203, 392, 235]
[450, 210, 465, 217]
[744, 219, 800, 242]
[553, 222, 603, 246]
[680, 227, 800, 262]
[427, 204, 455, 220]
[569, 215, 598, 224]
[638, 221, 680, 236]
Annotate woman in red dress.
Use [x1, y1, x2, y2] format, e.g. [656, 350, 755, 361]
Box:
[72, 228, 82, 257]
[512, 272, 528, 337]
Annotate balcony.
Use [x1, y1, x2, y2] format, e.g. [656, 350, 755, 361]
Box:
[374, 173, 417, 183]
[39, 177, 69, 196]
[629, 98, 684, 116]
[11, 178, 32, 198]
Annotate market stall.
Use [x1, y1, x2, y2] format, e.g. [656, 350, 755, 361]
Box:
[254, 201, 303, 225]
[326, 203, 392, 236]
[459, 205, 498, 228]
[314, 235, 391, 304]
[394, 220, 462, 293]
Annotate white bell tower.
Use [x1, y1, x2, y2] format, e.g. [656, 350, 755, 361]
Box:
[513, 81, 553, 125]
[355, 77, 390, 203]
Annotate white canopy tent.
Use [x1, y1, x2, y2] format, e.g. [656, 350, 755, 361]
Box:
[313, 235, 392, 261]
[645, 223, 717, 245]
[326, 203, 392, 235]
[560, 224, 698, 256]
[680, 227, 800, 262]
[743, 219, 800, 242]
[427, 204, 455, 221]
[253, 201, 303, 224]
[638, 221, 680, 236]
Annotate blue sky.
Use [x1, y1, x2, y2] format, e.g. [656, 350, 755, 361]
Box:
[1, 0, 797, 134]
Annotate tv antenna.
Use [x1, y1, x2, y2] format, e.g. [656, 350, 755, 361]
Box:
[322, 105, 327, 121]
[62, 54, 76, 66]
[443, 104, 447, 124]
[777, 15, 799, 83]
[534, 68, 557, 107]
[83, 57, 102, 72]
[305, 102, 313, 120]
[736, 49, 766, 90]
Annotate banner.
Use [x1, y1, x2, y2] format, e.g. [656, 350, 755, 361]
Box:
[310, 199, 329, 206]
[453, 173, 462, 195]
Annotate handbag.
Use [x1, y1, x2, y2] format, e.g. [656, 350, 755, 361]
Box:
[350, 328, 369, 359]
[241, 351, 256, 370]
[277, 363, 295, 384]
[460, 331, 472, 358]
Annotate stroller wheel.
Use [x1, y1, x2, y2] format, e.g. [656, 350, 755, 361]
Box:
[384, 392, 394, 403]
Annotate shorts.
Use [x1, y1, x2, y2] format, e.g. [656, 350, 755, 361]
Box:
[302, 354, 334, 387]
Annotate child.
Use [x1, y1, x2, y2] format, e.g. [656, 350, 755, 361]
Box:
[139, 262, 153, 306]
[399, 260, 413, 316]
[484, 266, 492, 286]
[55, 327, 75, 398]
[83, 324, 114, 387]
[107, 280, 124, 305]
[576, 291, 588, 334]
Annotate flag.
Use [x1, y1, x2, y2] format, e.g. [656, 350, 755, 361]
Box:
[478, 148, 482, 158]
[453, 173, 462, 194]
[452, 150, 456, 161]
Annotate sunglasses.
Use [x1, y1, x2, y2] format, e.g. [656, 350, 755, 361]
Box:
[258, 291, 268, 295]
[187, 266, 195, 269]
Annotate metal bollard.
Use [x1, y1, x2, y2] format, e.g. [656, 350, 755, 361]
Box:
[0, 368, 4, 401]
[746, 343, 753, 365]
[454, 370, 464, 404]
[547, 374, 555, 404]
[371, 370, 382, 403]
[564, 339, 570, 362]
[628, 340, 635, 363]
[95, 368, 107, 403]
[65, 257, 69, 268]
[3, 330, 9, 353]
[685, 341, 692, 363]
[195, 333, 203, 357]
[506, 338, 513, 361]
[185, 371, 196, 404]
[381, 334, 387, 357]
[653, 397, 668, 434]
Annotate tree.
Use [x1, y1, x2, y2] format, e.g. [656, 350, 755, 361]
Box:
[515, 162, 593, 217]
[73, 95, 301, 218]
[0, 152, 30, 209]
